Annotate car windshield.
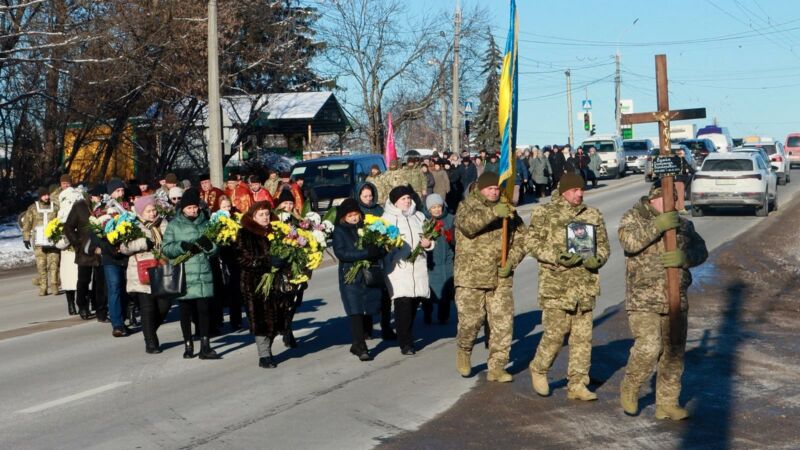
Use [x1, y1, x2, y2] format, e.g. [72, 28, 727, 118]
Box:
[787, 136, 800, 147]
[291, 162, 353, 187]
[681, 141, 707, 152]
[623, 141, 648, 151]
[584, 141, 616, 152]
[744, 144, 777, 155]
[702, 159, 753, 171]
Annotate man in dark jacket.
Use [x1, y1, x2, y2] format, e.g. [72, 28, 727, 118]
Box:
[457, 157, 478, 195]
[548, 145, 566, 190]
[65, 184, 106, 321]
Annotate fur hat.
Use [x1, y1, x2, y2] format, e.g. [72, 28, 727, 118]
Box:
[476, 171, 499, 190]
[336, 198, 362, 223]
[389, 185, 414, 204]
[179, 187, 201, 210]
[558, 172, 585, 193]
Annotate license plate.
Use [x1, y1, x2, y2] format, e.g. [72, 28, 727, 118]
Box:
[715, 179, 736, 185]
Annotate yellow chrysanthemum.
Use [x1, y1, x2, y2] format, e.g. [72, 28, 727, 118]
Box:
[267, 233, 276, 241]
[107, 230, 119, 244]
[306, 251, 323, 269]
[290, 274, 309, 284]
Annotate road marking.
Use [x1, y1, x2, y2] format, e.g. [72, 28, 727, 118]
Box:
[16, 381, 130, 414]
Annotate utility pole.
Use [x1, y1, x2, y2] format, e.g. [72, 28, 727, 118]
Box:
[207, 0, 223, 187]
[565, 69, 574, 148]
[451, 2, 461, 155]
[614, 51, 621, 137]
[440, 97, 448, 152]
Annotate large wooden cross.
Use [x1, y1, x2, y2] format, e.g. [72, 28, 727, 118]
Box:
[621, 54, 706, 345]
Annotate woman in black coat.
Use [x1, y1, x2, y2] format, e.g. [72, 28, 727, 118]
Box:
[236, 200, 288, 368]
[332, 198, 385, 361]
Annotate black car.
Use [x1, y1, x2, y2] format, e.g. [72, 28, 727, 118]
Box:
[290, 154, 386, 211]
[679, 138, 717, 165]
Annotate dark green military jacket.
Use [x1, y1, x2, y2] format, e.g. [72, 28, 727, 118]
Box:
[618, 197, 708, 314]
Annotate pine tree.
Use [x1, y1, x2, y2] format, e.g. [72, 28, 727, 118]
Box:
[472, 30, 502, 153]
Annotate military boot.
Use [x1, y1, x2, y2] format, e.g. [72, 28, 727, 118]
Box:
[456, 349, 471, 377]
[487, 368, 513, 383]
[530, 371, 550, 396]
[567, 384, 598, 401]
[655, 404, 690, 421]
[620, 380, 639, 415]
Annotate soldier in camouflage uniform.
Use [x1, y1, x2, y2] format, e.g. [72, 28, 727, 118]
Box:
[402, 156, 427, 198]
[454, 171, 525, 383]
[379, 160, 404, 205]
[517, 172, 610, 400]
[617, 182, 707, 420]
[365, 165, 386, 206]
[22, 187, 61, 296]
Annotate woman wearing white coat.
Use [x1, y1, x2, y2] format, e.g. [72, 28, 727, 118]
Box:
[56, 187, 85, 317]
[382, 186, 434, 355]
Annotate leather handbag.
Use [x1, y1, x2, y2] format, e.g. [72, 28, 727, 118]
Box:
[135, 255, 160, 284]
[148, 263, 186, 300]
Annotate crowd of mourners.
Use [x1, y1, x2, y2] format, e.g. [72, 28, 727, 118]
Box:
[19, 142, 706, 421]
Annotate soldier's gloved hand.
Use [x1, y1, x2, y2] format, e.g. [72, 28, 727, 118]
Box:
[497, 262, 512, 278]
[653, 211, 680, 233]
[23, 240, 31, 250]
[493, 203, 511, 218]
[557, 251, 583, 267]
[660, 250, 687, 268]
[582, 255, 604, 270]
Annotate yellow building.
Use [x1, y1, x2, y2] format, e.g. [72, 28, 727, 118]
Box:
[63, 123, 136, 182]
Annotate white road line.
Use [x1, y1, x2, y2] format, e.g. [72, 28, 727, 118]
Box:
[16, 381, 131, 414]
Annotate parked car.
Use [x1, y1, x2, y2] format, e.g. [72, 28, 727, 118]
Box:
[691, 152, 777, 217]
[644, 144, 696, 183]
[679, 138, 717, 165]
[622, 139, 653, 174]
[784, 133, 800, 167]
[290, 154, 386, 211]
[580, 134, 626, 178]
[741, 141, 790, 185]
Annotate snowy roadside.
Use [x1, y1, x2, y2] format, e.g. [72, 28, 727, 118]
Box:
[0, 219, 35, 271]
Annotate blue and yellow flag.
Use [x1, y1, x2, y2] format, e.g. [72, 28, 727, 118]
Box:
[497, 0, 518, 200]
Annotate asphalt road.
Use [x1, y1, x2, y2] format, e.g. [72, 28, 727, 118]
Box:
[1, 171, 798, 449]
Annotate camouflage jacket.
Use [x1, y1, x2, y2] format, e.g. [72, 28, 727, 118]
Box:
[403, 167, 427, 196]
[519, 192, 610, 311]
[454, 190, 524, 290]
[380, 169, 405, 201]
[366, 173, 386, 205]
[22, 200, 59, 244]
[618, 197, 708, 314]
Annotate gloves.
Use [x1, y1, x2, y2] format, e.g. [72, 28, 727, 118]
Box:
[180, 241, 201, 254]
[271, 255, 287, 269]
[582, 255, 603, 270]
[195, 235, 213, 252]
[366, 245, 384, 260]
[660, 250, 687, 268]
[557, 251, 583, 267]
[493, 203, 511, 218]
[145, 239, 155, 251]
[23, 240, 31, 250]
[653, 211, 680, 233]
[497, 262, 512, 278]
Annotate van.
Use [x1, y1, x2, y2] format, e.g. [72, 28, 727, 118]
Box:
[696, 125, 734, 153]
[784, 133, 800, 167]
[580, 134, 626, 178]
[622, 139, 654, 174]
[290, 154, 386, 211]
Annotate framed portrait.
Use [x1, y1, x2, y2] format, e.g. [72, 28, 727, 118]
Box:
[566, 222, 596, 258]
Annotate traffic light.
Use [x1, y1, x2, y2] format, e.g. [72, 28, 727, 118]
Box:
[583, 112, 590, 131]
[590, 124, 596, 136]
[465, 119, 471, 137]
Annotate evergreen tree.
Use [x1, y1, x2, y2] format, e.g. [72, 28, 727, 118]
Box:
[472, 30, 502, 153]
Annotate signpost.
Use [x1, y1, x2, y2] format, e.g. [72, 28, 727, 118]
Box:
[581, 99, 592, 110]
[621, 54, 706, 345]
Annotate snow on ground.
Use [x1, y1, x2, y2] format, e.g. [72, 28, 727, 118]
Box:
[0, 219, 35, 270]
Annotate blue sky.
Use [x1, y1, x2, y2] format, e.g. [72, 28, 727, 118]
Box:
[398, 0, 800, 147]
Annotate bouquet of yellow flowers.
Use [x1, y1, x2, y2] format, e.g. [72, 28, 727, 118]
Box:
[206, 211, 241, 246]
[344, 214, 404, 284]
[103, 212, 143, 246]
[256, 219, 324, 297]
[44, 217, 64, 244]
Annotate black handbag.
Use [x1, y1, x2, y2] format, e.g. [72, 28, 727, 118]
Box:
[148, 263, 186, 300]
[361, 263, 385, 288]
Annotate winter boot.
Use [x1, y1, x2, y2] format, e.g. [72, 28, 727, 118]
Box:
[258, 338, 277, 368]
[487, 368, 513, 383]
[183, 340, 194, 359]
[198, 337, 221, 360]
[530, 371, 550, 396]
[67, 297, 77, 316]
[655, 404, 690, 421]
[283, 330, 298, 348]
[620, 380, 639, 415]
[567, 384, 598, 401]
[456, 349, 471, 377]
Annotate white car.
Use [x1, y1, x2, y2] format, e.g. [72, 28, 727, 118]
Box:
[741, 141, 791, 185]
[691, 152, 777, 217]
[581, 135, 626, 178]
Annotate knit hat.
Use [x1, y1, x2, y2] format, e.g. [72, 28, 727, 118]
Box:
[107, 178, 126, 194]
[389, 185, 414, 204]
[164, 173, 178, 184]
[59, 174, 72, 184]
[37, 186, 49, 197]
[199, 173, 211, 181]
[336, 198, 362, 223]
[179, 187, 201, 210]
[89, 183, 106, 197]
[277, 188, 295, 205]
[127, 184, 142, 198]
[476, 171, 499, 190]
[169, 186, 184, 199]
[425, 193, 445, 210]
[133, 195, 156, 217]
[558, 172, 585, 193]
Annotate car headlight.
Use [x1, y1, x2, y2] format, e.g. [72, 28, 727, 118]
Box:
[610, 159, 617, 165]
[331, 198, 347, 206]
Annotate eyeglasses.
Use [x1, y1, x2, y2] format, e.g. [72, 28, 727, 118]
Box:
[171, 197, 182, 201]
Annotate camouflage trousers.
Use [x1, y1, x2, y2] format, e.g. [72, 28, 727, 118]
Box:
[34, 247, 60, 294]
[455, 278, 514, 371]
[530, 306, 593, 388]
[622, 311, 687, 405]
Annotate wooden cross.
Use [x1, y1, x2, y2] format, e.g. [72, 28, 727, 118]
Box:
[621, 54, 706, 345]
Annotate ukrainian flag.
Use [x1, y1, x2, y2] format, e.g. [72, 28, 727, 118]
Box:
[497, 0, 518, 200]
